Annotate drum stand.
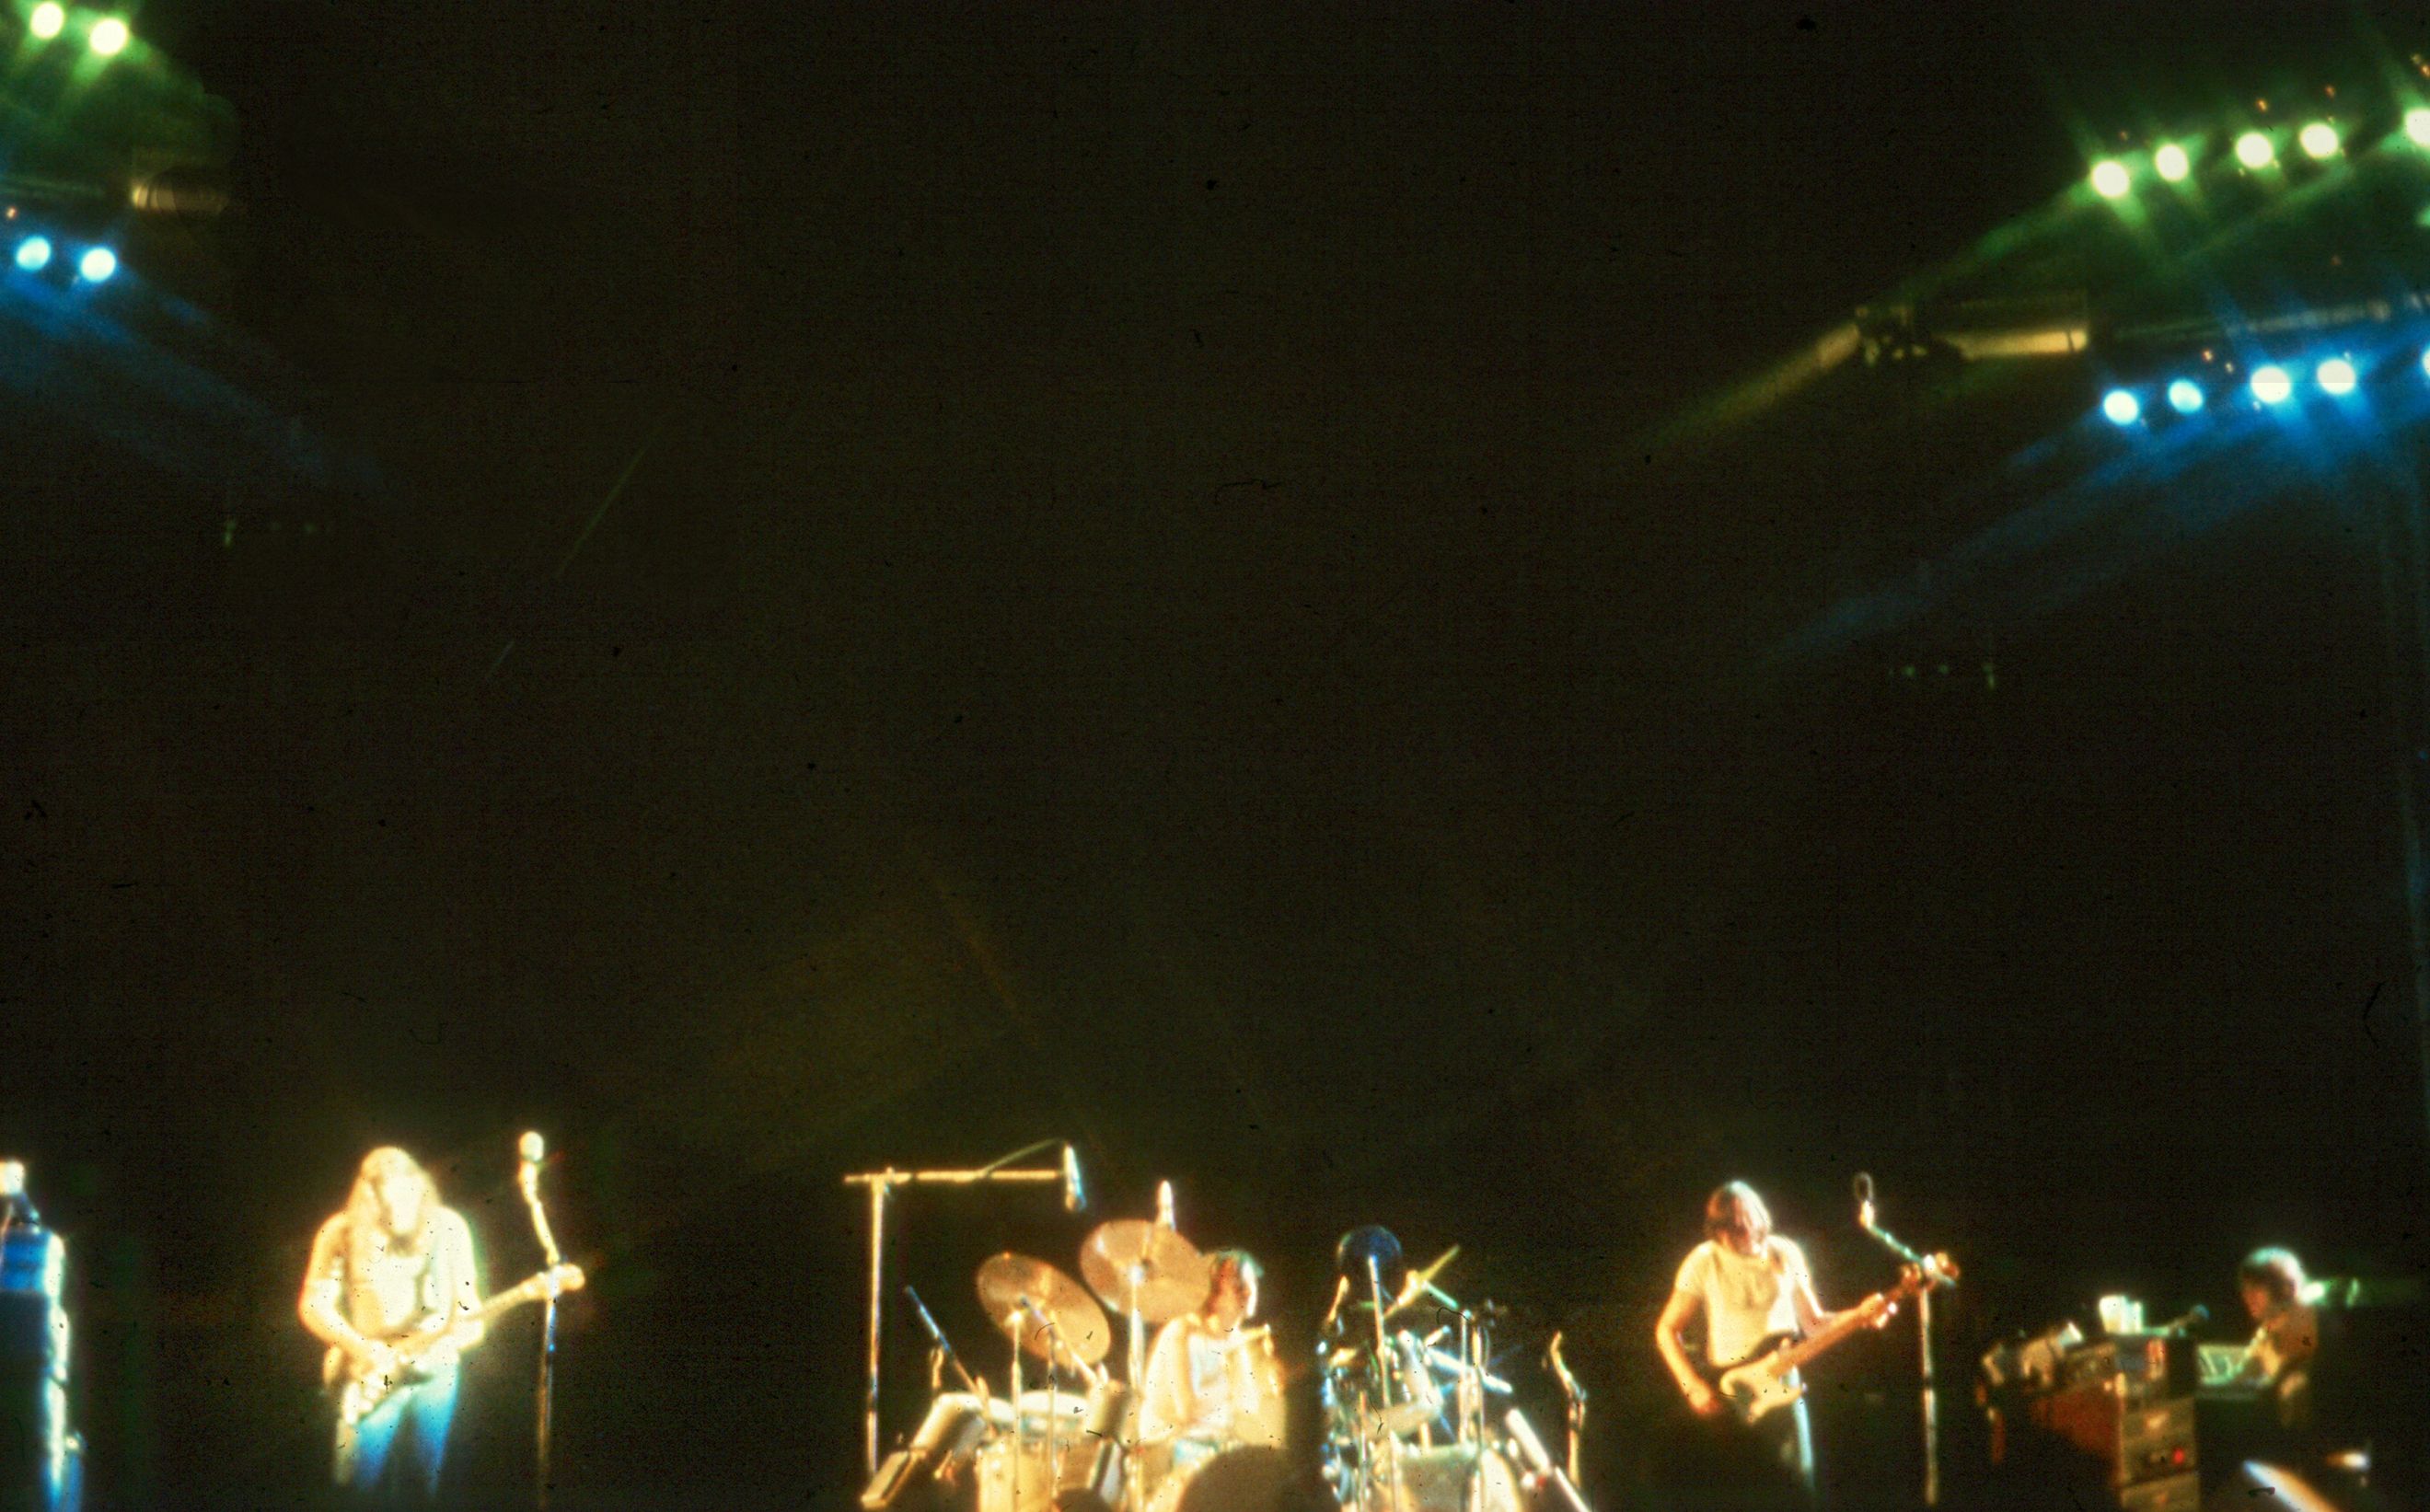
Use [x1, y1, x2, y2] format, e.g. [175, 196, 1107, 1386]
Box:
[845, 1155, 1068, 1477]
[1366, 1256, 1409, 1512]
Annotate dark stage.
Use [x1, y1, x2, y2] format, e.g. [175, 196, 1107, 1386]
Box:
[0, 3, 2426, 1509]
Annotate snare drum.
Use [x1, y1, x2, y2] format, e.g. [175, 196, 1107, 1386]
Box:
[974, 1381, 1128, 1512]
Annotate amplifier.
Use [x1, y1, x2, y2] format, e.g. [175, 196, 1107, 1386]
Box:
[2034, 1385, 2196, 1487]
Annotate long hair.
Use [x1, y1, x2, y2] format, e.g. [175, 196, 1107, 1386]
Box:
[2238, 1247, 2307, 1309]
[346, 1147, 439, 1254]
[1704, 1181, 1780, 1271]
[1200, 1249, 1263, 1319]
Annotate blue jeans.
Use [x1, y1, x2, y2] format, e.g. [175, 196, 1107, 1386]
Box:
[333, 1367, 457, 1503]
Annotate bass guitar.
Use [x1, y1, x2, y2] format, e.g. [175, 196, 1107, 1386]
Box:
[325, 1264, 585, 1426]
[1702, 1252, 1956, 1425]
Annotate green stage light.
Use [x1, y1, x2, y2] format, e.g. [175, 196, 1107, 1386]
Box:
[2298, 121, 2340, 159]
[28, 2, 62, 39]
[2155, 143, 2192, 182]
[2410, 109, 2430, 147]
[87, 16, 127, 55]
[2090, 159, 2131, 199]
[2236, 132, 2275, 168]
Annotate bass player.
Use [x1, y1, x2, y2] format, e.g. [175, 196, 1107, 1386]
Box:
[1653, 1181, 1893, 1509]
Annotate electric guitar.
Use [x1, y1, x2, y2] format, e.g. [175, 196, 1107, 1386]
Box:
[324, 1264, 585, 1425]
[1701, 1252, 1956, 1425]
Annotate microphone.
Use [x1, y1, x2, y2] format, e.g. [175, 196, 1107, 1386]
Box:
[1060, 1144, 1087, 1214]
[517, 1132, 545, 1201]
[1547, 1332, 1587, 1404]
[2157, 1303, 2210, 1333]
[1854, 1172, 1875, 1229]
[518, 1131, 562, 1266]
[1155, 1181, 1175, 1229]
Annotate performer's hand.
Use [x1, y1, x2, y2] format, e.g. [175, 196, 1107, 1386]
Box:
[1685, 1383, 1725, 1419]
[353, 1341, 399, 1381]
[1869, 1301, 1899, 1330]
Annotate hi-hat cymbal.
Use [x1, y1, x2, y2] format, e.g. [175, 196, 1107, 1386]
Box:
[976, 1252, 1112, 1368]
[1080, 1219, 1209, 1325]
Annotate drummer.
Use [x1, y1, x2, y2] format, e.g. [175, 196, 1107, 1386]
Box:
[1139, 1249, 1282, 1463]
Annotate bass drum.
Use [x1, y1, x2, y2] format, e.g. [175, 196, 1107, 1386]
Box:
[976, 1381, 1129, 1512]
[1359, 1444, 1522, 1512]
[1145, 1444, 1296, 1512]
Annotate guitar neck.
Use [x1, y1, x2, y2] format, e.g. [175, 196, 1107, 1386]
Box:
[1776, 1286, 1904, 1374]
[388, 1281, 548, 1362]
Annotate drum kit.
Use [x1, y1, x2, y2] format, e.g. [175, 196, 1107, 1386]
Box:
[863, 1201, 1591, 1512]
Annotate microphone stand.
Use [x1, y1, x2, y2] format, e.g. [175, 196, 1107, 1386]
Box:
[841, 1145, 1066, 1477]
[1855, 1176, 1951, 1508]
[1547, 1332, 1587, 1487]
[519, 1145, 565, 1512]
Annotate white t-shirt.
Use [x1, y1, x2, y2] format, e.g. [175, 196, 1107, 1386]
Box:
[1673, 1236, 1808, 1369]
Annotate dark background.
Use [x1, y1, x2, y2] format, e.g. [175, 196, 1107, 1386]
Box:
[1, 2, 2426, 1506]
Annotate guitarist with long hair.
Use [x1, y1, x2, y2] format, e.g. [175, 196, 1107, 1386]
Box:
[1653, 1182, 1894, 1510]
[297, 1147, 487, 1504]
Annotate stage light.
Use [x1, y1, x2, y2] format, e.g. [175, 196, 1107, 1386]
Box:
[2089, 160, 2132, 200]
[2421, 346, 2430, 380]
[87, 16, 126, 55]
[2168, 379, 2205, 414]
[2317, 356, 2358, 396]
[13, 236, 51, 272]
[75, 246, 114, 283]
[28, 2, 63, 40]
[2410, 109, 2430, 147]
[2251, 364, 2295, 405]
[2299, 121, 2341, 160]
[2236, 132, 2276, 168]
[2155, 143, 2192, 183]
[2101, 389, 2142, 425]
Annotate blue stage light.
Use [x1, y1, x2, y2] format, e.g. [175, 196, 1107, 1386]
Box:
[2101, 389, 2142, 425]
[2251, 365, 2295, 405]
[13, 236, 52, 272]
[75, 247, 115, 283]
[2167, 379, 2205, 415]
[2316, 357, 2358, 397]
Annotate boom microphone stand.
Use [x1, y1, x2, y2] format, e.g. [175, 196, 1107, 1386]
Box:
[1854, 1173, 1953, 1507]
[843, 1140, 1077, 1477]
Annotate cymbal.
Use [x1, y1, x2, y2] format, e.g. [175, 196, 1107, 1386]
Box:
[976, 1252, 1112, 1368]
[1080, 1219, 1209, 1325]
[1386, 1245, 1462, 1320]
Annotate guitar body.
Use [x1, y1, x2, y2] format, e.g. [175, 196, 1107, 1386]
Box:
[1696, 1252, 1960, 1431]
[1708, 1333, 1805, 1425]
[324, 1264, 584, 1427]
